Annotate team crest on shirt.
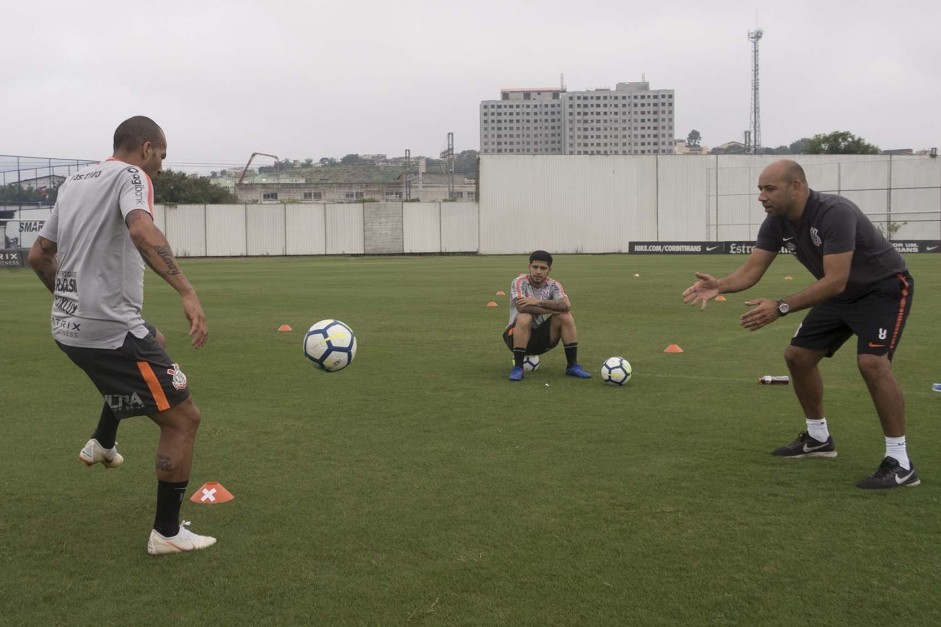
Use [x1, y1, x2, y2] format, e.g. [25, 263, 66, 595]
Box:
[167, 363, 188, 390]
[810, 227, 822, 247]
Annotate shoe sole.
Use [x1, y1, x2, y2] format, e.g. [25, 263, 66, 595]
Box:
[774, 451, 838, 458]
[148, 538, 217, 555]
[857, 478, 921, 490]
[78, 454, 122, 468]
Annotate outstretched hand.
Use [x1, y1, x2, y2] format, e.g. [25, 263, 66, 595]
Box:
[181, 292, 208, 348]
[682, 272, 720, 311]
[740, 298, 779, 332]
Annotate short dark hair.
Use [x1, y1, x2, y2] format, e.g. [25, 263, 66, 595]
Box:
[529, 250, 553, 266]
[113, 116, 164, 152]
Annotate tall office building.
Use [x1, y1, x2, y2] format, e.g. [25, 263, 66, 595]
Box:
[479, 87, 565, 155]
[479, 81, 674, 156]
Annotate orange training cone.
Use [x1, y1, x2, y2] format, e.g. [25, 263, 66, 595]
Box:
[715, 295, 727, 302]
[278, 324, 293, 332]
[486, 301, 498, 308]
[664, 344, 685, 353]
[784, 276, 794, 280]
[496, 290, 506, 296]
[190, 482, 234, 504]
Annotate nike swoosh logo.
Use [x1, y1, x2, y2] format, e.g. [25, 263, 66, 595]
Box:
[896, 468, 916, 484]
[783, 237, 795, 242]
[927, 246, 939, 251]
[706, 245, 720, 251]
[802, 442, 829, 453]
[868, 342, 886, 348]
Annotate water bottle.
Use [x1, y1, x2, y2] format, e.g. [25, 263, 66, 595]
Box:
[759, 376, 790, 385]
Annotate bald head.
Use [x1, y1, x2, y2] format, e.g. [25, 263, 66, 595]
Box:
[763, 159, 807, 186]
[757, 160, 810, 220]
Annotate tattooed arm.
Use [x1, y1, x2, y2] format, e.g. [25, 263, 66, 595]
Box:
[28, 236, 58, 294]
[126, 209, 208, 348]
[514, 296, 572, 315]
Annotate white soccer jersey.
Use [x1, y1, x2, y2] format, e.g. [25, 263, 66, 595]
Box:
[38, 159, 154, 348]
[505, 273, 567, 329]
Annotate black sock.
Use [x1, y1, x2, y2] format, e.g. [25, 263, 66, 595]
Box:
[153, 480, 189, 537]
[92, 403, 120, 449]
[564, 343, 578, 366]
[512, 349, 526, 367]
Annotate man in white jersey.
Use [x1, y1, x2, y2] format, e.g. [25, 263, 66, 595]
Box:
[502, 250, 591, 381]
[28, 116, 216, 554]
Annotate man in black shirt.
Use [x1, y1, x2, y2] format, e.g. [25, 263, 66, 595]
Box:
[682, 160, 917, 489]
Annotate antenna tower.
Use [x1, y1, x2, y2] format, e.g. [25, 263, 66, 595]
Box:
[748, 28, 763, 154]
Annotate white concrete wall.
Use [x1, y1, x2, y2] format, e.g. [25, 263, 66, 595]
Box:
[163, 204, 206, 257]
[403, 203, 440, 253]
[285, 204, 326, 255]
[8, 155, 938, 257]
[325, 203, 364, 255]
[441, 203, 478, 253]
[478, 155, 658, 254]
[206, 204, 246, 256]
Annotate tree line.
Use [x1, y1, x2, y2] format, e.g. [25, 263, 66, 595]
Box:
[248, 150, 481, 177]
[687, 130, 881, 155]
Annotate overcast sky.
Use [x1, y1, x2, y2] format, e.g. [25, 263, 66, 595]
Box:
[3, 0, 939, 174]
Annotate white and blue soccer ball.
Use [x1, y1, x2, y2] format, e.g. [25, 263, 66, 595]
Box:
[303, 319, 357, 372]
[600, 356, 632, 386]
[522, 354, 540, 372]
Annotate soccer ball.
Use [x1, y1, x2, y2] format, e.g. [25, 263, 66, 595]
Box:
[600, 356, 632, 386]
[303, 319, 357, 372]
[522, 354, 540, 372]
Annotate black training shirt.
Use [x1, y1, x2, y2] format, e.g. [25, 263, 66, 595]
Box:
[755, 190, 907, 299]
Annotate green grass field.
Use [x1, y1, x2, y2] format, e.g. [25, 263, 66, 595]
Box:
[2, 254, 940, 626]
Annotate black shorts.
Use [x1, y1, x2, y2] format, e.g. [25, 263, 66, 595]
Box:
[503, 318, 559, 355]
[790, 272, 913, 360]
[56, 325, 191, 419]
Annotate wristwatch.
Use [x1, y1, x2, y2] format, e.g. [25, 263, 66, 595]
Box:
[776, 300, 790, 317]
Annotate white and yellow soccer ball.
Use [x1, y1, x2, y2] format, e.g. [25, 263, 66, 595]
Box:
[303, 319, 357, 372]
[600, 356, 632, 386]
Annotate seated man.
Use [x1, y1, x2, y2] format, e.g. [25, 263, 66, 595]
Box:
[502, 250, 591, 381]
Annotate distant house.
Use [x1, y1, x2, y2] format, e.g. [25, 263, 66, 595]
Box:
[16, 175, 66, 190]
[234, 165, 476, 203]
[410, 173, 477, 202]
[710, 141, 747, 155]
[235, 166, 403, 204]
[674, 139, 707, 155]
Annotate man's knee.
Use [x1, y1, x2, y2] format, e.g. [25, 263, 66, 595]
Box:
[153, 398, 201, 436]
[784, 345, 822, 370]
[516, 313, 534, 326]
[857, 353, 891, 380]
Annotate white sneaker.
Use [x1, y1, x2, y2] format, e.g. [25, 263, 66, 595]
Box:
[147, 527, 217, 555]
[78, 438, 124, 468]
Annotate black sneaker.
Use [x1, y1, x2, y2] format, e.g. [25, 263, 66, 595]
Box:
[856, 457, 920, 489]
[771, 431, 837, 458]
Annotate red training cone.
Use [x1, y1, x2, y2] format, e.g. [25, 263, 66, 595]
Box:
[190, 482, 234, 504]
